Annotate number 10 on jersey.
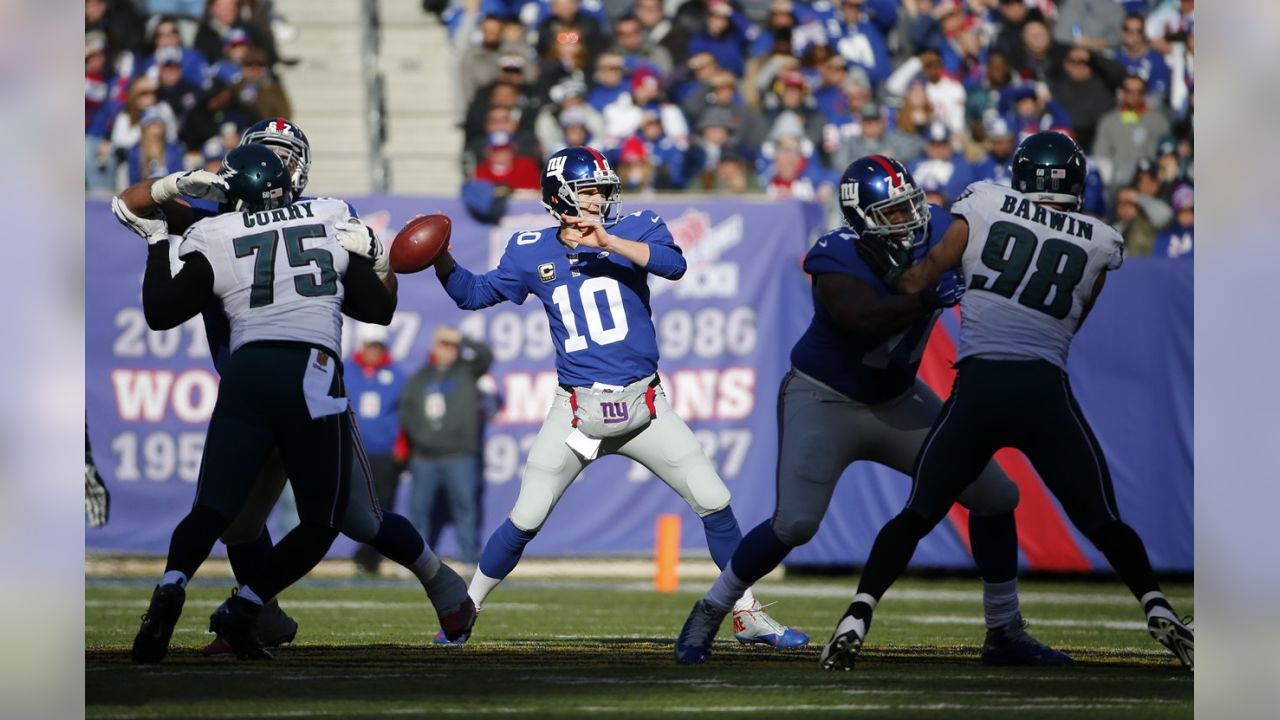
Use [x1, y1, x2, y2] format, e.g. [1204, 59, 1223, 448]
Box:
[551, 277, 629, 352]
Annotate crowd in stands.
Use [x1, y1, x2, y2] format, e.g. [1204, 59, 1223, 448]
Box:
[85, 0, 294, 192]
[447, 0, 1193, 258]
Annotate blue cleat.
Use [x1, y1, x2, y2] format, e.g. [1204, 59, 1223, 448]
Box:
[676, 599, 728, 664]
[981, 614, 1073, 666]
[733, 601, 810, 649]
[432, 628, 470, 645]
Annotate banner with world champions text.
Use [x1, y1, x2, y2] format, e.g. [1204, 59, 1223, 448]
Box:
[85, 196, 1192, 573]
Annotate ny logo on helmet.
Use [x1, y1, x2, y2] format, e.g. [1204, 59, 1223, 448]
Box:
[840, 181, 859, 207]
[601, 401, 629, 423]
[546, 156, 567, 178]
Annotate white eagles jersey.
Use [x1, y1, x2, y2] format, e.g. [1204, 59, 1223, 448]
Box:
[176, 197, 353, 356]
[950, 181, 1124, 368]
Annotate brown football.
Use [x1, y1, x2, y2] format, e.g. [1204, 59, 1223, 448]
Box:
[389, 213, 451, 274]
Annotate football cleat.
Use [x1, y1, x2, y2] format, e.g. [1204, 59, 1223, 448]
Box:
[208, 593, 272, 660]
[437, 599, 478, 643]
[432, 628, 470, 645]
[1147, 608, 1194, 671]
[675, 599, 729, 665]
[202, 599, 297, 656]
[819, 612, 868, 671]
[732, 600, 809, 649]
[981, 615, 1073, 666]
[131, 583, 186, 664]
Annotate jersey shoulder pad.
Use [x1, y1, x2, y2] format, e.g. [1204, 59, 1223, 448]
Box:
[503, 226, 556, 255]
[303, 197, 352, 223]
[949, 180, 1001, 218]
[615, 209, 667, 239]
[804, 227, 859, 274]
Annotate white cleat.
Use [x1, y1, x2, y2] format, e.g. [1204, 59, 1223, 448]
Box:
[732, 600, 810, 649]
[1147, 607, 1194, 671]
[819, 613, 868, 671]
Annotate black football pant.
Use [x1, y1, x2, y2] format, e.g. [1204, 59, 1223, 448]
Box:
[164, 342, 350, 600]
[855, 358, 1162, 604]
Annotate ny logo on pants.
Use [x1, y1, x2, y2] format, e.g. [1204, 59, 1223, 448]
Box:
[601, 401, 629, 424]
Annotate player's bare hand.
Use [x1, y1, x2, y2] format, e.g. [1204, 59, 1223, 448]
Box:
[563, 216, 610, 249]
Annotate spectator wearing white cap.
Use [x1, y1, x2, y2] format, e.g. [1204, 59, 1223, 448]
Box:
[1152, 184, 1193, 259]
[127, 106, 185, 184]
[909, 120, 974, 204]
[969, 116, 1017, 187]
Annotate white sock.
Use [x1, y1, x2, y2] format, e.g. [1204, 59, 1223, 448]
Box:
[160, 571, 188, 588]
[467, 569, 503, 609]
[982, 579, 1020, 629]
[852, 593, 878, 612]
[237, 585, 265, 606]
[705, 568, 749, 613]
[1140, 590, 1171, 617]
[408, 547, 442, 590]
[733, 586, 758, 612]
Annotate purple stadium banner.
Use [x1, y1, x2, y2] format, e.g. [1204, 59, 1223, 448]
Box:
[85, 196, 1192, 572]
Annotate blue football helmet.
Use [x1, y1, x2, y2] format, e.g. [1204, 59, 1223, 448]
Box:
[241, 117, 311, 199]
[541, 146, 623, 226]
[838, 155, 930, 252]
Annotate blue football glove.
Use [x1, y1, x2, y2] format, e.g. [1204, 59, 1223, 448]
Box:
[921, 270, 966, 309]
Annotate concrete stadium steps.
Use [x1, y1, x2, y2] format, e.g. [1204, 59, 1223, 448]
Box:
[274, 0, 366, 26]
[306, 153, 375, 196]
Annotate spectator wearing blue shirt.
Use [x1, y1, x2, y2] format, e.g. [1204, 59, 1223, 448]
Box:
[611, 13, 673, 80]
[751, 0, 798, 59]
[587, 52, 631, 112]
[634, 109, 692, 188]
[1153, 185, 1193, 259]
[1001, 83, 1074, 141]
[136, 15, 209, 88]
[686, 0, 755, 78]
[1117, 13, 1171, 102]
[346, 328, 410, 574]
[909, 120, 974, 205]
[969, 116, 1017, 187]
[828, 0, 892, 89]
[127, 107, 185, 184]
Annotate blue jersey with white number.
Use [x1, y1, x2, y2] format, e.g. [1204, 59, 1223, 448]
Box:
[183, 196, 357, 373]
[790, 205, 952, 404]
[443, 209, 686, 387]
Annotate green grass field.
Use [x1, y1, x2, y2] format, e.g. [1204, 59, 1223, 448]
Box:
[86, 575, 1193, 719]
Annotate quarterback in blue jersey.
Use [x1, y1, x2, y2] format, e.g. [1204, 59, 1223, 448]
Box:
[110, 118, 476, 657]
[676, 155, 1067, 666]
[431, 146, 807, 648]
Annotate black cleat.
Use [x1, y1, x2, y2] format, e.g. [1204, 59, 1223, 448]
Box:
[132, 583, 186, 664]
[209, 593, 272, 660]
[981, 615, 1073, 666]
[1148, 609, 1194, 671]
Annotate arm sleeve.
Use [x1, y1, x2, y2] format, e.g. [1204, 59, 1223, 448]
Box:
[638, 213, 686, 279]
[143, 241, 213, 330]
[342, 256, 397, 324]
[442, 249, 528, 309]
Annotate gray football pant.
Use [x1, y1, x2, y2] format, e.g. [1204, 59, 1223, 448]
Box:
[219, 408, 384, 545]
[508, 386, 731, 532]
[770, 371, 1019, 547]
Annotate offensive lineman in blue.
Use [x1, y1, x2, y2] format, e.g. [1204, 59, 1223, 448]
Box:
[431, 146, 807, 647]
[675, 155, 1068, 666]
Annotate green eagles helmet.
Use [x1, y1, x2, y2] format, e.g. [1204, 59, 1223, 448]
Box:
[1010, 131, 1087, 209]
[220, 143, 293, 212]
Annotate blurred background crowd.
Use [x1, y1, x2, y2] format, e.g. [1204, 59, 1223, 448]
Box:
[86, 0, 1194, 259]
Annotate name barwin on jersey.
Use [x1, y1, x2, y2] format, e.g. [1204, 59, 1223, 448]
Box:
[998, 194, 1093, 240]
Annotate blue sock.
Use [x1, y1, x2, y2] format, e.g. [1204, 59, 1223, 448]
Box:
[478, 519, 537, 580]
[369, 512, 427, 569]
[969, 512, 1018, 584]
[700, 507, 742, 570]
[728, 521, 793, 585]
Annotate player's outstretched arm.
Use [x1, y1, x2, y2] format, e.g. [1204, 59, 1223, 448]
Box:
[116, 170, 227, 236]
[817, 273, 933, 343]
[899, 217, 970, 295]
[343, 256, 397, 325]
[434, 248, 520, 310]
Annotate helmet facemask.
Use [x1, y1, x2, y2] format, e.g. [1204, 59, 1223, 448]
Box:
[556, 175, 624, 227]
[853, 184, 930, 251]
[240, 131, 310, 198]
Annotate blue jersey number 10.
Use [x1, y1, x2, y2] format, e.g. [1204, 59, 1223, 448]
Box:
[551, 277, 630, 353]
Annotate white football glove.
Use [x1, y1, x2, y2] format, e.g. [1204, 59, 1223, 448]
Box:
[150, 169, 229, 204]
[111, 196, 170, 245]
[336, 218, 391, 278]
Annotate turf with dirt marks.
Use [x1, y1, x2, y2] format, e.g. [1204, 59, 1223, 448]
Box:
[86, 576, 1192, 719]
